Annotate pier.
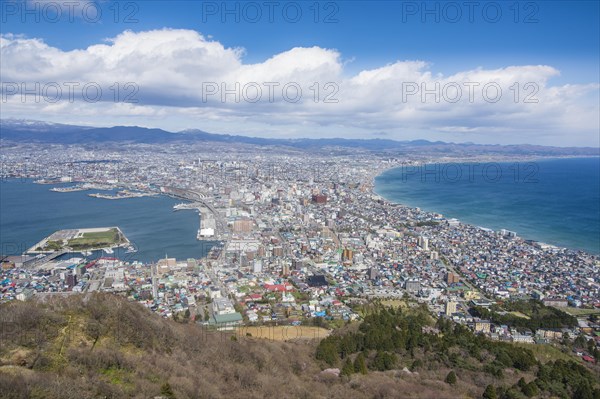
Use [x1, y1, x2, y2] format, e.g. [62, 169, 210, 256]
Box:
[26, 250, 68, 269]
[162, 186, 228, 242]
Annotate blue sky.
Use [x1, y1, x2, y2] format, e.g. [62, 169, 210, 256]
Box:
[3, 1, 598, 80]
[1, 0, 599, 145]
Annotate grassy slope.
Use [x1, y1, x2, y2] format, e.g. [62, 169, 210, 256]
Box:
[0, 294, 475, 399]
[0, 294, 592, 399]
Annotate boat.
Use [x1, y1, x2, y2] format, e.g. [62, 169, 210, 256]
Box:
[125, 245, 137, 253]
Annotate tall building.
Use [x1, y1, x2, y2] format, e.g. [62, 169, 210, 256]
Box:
[257, 246, 266, 257]
[446, 272, 460, 285]
[272, 246, 284, 257]
[342, 248, 353, 262]
[445, 301, 457, 316]
[253, 260, 262, 273]
[368, 267, 379, 281]
[233, 218, 253, 233]
[186, 258, 197, 272]
[66, 274, 77, 289]
[405, 279, 420, 293]
[292, 259, 304, 271]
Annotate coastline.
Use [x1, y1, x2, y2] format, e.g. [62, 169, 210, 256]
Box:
[369, 156, 600, 256]
[2, 155, 598, 261]
[367, 154, 600, 189]
[26, 226, 131, 255]
[0, 179, 211, 263]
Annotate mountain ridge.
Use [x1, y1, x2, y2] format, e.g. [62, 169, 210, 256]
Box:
[1, 119, 598, 155]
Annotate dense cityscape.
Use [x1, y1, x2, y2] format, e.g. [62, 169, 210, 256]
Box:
[1, 141, 598, 360]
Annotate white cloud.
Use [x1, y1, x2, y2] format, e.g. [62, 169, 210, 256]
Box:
[1, 28, 598, 146]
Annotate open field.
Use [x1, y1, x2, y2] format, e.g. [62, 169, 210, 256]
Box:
[236, 326, 330, 341]
[509, 311, 531, 319]
[68, 228, 124, 249]
[28, 227, 128, 253]
[381, 300, 409, 308]
[514, 343, 579, 363]
[562, 307, 600, 316]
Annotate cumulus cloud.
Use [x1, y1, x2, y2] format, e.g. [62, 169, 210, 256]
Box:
[0, 28, 598, 146]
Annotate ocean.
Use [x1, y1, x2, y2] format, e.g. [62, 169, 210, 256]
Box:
[0, 180, 215, 263]
[375, 157, 600, 254]
[1, 157, 598, 262]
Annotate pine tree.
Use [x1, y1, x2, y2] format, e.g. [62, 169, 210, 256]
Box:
[522, 382, 538, 398]
[482, 384, 497, 399]
[316, 338, 339, 366]
[341, 358, 355, 376]
[354, 352, 368, 375]
[445, 370, 457, 385]
[410, 359, 423, 371]
[574, 383, 593, 399]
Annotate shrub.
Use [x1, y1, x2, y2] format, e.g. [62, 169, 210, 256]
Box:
[445, 371, 457, 385]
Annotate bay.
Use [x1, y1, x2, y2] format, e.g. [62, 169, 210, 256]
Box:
[0, 179, 214, 263]
[375, 157, 600, 254]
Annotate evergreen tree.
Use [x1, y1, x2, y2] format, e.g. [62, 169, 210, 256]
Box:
[495, 350, 512, 367]
[316, 337, 339, 366]
[482, 384, 497, 399]
[445, 370, 457, 385]
[574, 383, 594, 399]
[410, 359, 423, 371]
[574, 334, 587, 348]
[354, 352, 368, 375]
[341, 358, 355, 376]
[522, 382, 538, 398]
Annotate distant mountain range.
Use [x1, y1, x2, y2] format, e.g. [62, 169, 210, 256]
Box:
[1, 119, 598, 156]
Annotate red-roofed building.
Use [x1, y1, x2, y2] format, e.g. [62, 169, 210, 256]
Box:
[243, 293, 263, 302]
[264, 283, 293, 292]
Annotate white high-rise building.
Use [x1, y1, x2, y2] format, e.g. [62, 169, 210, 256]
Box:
[253, 260, 262, 273]
[418, 236, 429, 251]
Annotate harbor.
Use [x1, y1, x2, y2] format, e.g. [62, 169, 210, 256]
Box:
[172, 202, 219, 240]
[26, 227, 131, 255]
[89, 190, 157, 200]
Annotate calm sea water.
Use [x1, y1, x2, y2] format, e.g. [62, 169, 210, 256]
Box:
[2, 157, 598, 261]
[0, 180, 215, 263]
[375, 157, 600, 254]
